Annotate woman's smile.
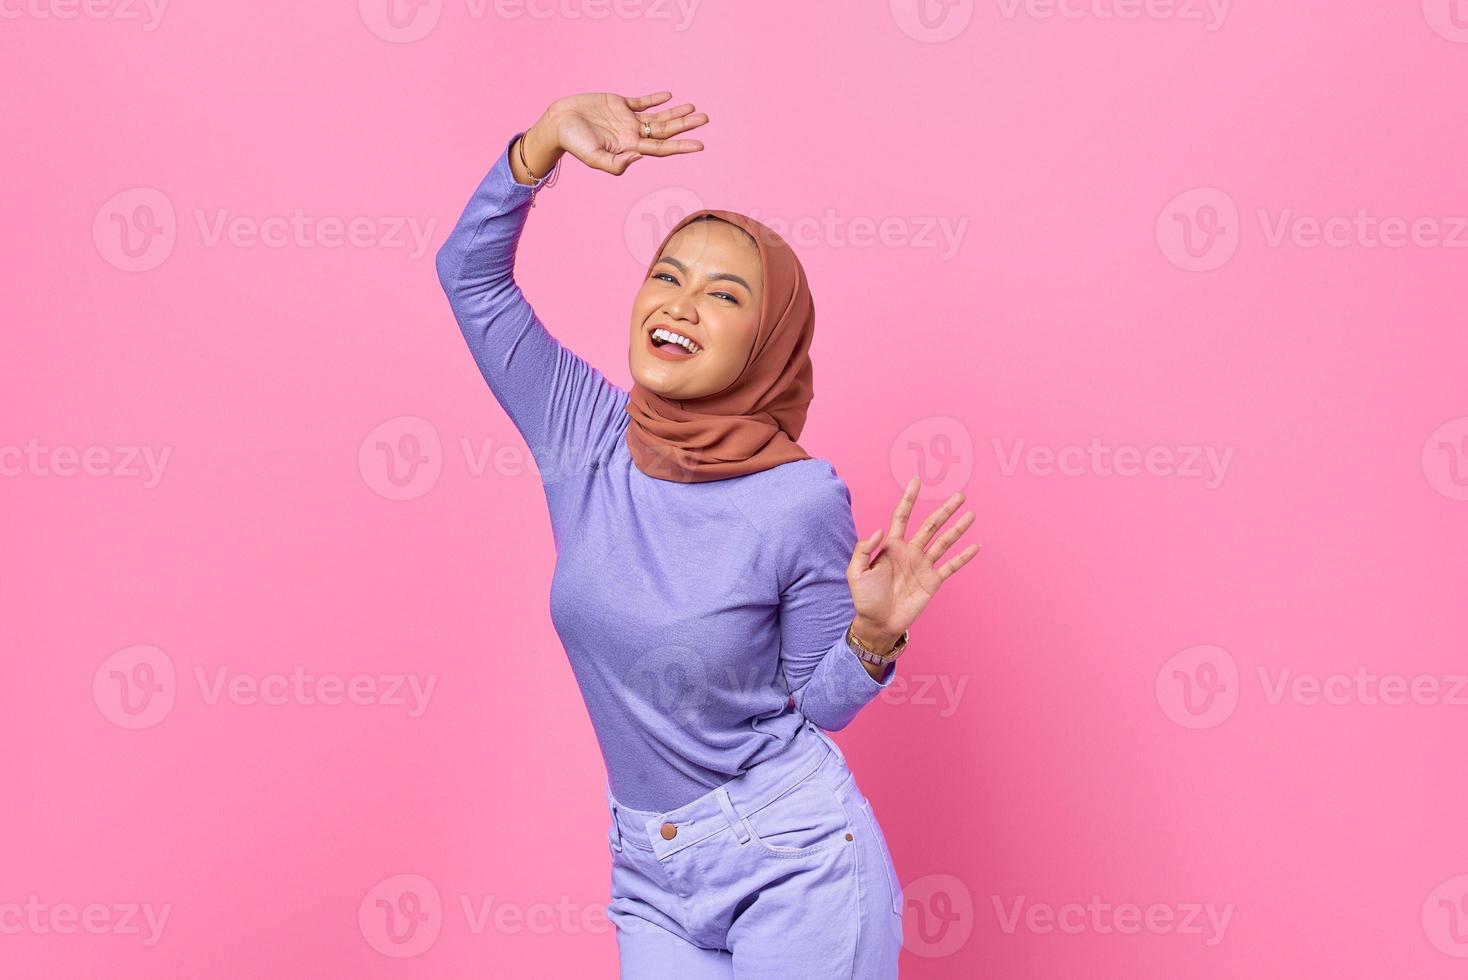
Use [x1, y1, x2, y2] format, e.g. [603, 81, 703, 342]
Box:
[646, 324, 703, 360]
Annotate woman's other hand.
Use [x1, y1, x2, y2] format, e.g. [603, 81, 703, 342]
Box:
[522, 90, 708, 179]
[846, 476, 982, 653]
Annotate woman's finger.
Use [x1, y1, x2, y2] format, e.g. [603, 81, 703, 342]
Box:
[923, 510, 977, 565]
[888, 475, 920, 541]
[910, 490, 965, 551]
[642, 103, 699, 126]
[634, 137, 705, 156]
[848, 527, 883, 577]
[625, 90, 673, 111]
[651, 111, 710, 140]
[935, 542, 982, 582]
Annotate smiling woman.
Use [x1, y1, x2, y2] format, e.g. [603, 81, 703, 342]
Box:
[628, 215, 763, 396]
[434, 88, 980, 980]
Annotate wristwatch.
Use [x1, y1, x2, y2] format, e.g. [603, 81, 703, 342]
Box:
[845, 622, 909, 667]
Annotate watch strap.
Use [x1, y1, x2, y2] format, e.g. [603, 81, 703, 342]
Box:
[846, 623, 909, 666]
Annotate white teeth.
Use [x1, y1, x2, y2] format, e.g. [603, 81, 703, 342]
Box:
[652, 327, 700, 354]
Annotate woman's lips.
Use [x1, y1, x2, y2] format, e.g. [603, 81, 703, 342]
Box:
[646, 329, 699, 361]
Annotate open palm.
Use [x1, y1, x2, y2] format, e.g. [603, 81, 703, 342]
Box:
[548, 90, 708, 176]
[847, 475, 981, 643]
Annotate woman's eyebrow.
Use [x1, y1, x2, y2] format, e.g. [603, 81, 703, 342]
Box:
[654, 256, 753, 294]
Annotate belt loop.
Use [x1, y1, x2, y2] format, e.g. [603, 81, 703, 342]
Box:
[607, 790, 624, 852]
[714, 786, 750, 844]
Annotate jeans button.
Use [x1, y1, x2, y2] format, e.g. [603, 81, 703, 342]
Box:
[660, 822, 678, 840]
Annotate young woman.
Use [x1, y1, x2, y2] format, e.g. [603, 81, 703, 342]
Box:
[434, 89, 981, 978]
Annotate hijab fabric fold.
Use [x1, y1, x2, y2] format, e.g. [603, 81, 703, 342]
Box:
[625, 209, 816, 483]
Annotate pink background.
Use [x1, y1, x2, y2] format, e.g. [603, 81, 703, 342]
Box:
[4, 0, 1468, 976]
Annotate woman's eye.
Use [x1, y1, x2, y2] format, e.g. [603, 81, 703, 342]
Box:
[651, 273, 737, 305]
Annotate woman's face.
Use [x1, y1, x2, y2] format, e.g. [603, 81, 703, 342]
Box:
[628, 218, 764, 400]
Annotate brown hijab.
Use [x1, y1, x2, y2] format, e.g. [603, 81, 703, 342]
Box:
[625, 209, 816, 483]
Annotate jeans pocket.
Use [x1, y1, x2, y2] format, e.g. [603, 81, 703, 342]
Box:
[741, 767, 853, 858]
[860, 797, 903, 916]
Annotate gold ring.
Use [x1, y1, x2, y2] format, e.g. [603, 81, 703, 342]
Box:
[643, 119, 652, 139]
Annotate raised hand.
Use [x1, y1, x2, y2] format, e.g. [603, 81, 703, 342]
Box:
[846, 476, 982, 653]
[541, 90, 708, 176]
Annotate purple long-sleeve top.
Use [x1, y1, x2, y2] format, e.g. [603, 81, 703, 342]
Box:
[434, 130, 897, 811]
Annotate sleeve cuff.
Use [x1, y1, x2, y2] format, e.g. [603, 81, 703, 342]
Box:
[796, 631, 897, 730]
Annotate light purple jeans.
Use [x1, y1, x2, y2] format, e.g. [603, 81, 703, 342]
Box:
[605, 719, 904, 977]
